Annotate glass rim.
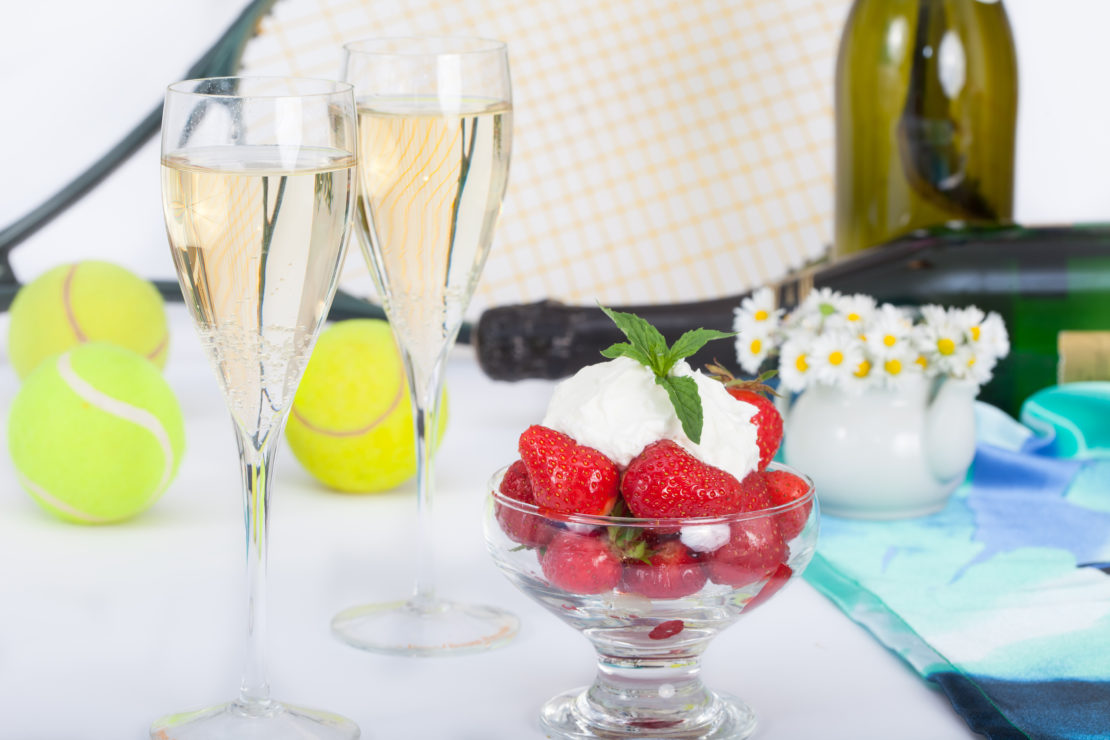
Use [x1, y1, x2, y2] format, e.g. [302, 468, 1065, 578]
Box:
[343, 35, 508, 57]
[166, 75, 354, 99]
[489, 461, 817, 528]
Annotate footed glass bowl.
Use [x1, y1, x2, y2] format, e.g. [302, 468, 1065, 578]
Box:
[483, 462, 819, 739]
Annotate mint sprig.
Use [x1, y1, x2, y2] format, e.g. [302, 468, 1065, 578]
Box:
[598, 306, 734, 444]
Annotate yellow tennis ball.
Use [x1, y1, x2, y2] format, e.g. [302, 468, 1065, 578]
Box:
[8, 260, 169, 379]
[7, 343, 186, 524]
[286, 319, 447, 493]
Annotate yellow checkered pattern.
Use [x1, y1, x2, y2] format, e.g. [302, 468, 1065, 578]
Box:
[240, 0, 852, 314]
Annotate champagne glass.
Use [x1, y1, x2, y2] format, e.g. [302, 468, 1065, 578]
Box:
[155, 76, 359, 739]
[332, 37, 518, 655]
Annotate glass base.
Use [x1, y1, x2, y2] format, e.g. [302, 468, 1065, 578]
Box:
[539, 687, 756, 740]
[330, 597, 519, 656]
[150, 699, 359, 740]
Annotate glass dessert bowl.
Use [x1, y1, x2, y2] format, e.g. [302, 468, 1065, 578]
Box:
[484, 462, 819, 740]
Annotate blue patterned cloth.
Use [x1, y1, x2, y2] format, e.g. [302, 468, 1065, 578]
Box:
[804, 383, 1110, 740]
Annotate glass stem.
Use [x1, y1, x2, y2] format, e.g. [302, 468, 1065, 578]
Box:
[410, 357, 446, 611]
[235, 428, 276, 710]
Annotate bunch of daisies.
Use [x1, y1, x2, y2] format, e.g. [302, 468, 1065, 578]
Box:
[733, 287, 1010, 394]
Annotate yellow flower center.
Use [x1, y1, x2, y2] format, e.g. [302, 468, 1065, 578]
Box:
[883, 334, 896, 347]
[754, 309, 769, 321]
[971, 326, 981, 341]
[884, 358, 902, 376]
[829, 350, 844, 366]
[937, 337, 956, 356]
[854, 360, 871, 378]
[795, 354, 809, 372]
[749, 337, 762, 354]
[916, 355, 928, 369]
[847, 312, 861, 322]
[968, 355, 976, 367]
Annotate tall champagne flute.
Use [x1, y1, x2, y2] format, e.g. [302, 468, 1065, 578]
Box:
[155, 77, 359, 739]
[332, 37, 518, 655]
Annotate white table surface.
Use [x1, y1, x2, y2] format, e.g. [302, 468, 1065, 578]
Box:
[0, 305, 980, 740]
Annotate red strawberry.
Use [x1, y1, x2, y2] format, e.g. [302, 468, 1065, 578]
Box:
[519, 425, 619, 516]
[708, 363, 783, 470]
[761, 469, 812, 540]
[495, 460, 555, 548]
[541, 531, 622, 594]
[620, 539, 707, 599]
[705, 518, 786, 588]
[621, 440, 769, 518]
[648, 619, 685, 640]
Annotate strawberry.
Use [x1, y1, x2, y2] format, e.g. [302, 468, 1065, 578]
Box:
[648, 619, 685, 640]
[541, 531, 622, 594]
[760, 469, 812, 540]
[705, 517, 786, 588]
[707, 363, 783, 470]
[519, 425, 619, 516]
[621, 440, 769, 518]
[495, 460, 555, 548]
[620, 539, 707, 599]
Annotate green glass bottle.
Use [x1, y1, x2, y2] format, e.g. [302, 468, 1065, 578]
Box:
[835, 0, 1018, 257]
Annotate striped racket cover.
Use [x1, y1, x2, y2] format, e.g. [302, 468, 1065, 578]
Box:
[239, 0, 851, 315]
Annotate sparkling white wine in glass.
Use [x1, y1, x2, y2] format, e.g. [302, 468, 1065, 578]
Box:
[357, 100, 511, 373]
[163, 146, 356, 441]
[154, 76, 359, 740]
[333, 36, 517, 656]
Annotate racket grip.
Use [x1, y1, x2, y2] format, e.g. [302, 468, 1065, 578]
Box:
[472, 294, 756, 380]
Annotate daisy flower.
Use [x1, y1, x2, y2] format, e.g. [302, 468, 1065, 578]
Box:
[829, 293, 877, 335]
[778, 338, 813, 393]
[735, 325, 773, 375]
[809, 330, 866, 389]
[975, 311, 1010, 362]
[844, 352, 877, 393]
[871, 344, 923, 389]
[733, 287, 782, 335]
[954, 306, 985, 336]
[865, 303, 914, 360]
[962, 346, 997, 385]
[916, 305, 967, 376]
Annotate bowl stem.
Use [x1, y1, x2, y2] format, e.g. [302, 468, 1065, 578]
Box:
[539, 642, 756, 738]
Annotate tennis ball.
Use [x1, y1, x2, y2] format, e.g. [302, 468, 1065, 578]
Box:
[8, 260, 169, 379]
[8, 343, 186, 524]
[286, 319, 447, 493]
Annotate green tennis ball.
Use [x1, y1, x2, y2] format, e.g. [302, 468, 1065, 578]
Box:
[8, 260, 169, 379]
[8, 343, 186, 524]
[286, 319, 447, 493]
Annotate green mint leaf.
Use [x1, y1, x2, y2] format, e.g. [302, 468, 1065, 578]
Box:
[600, 341, 653, 367]
[599, 306, 668, 373]
[657, 374, 703, 444]
[665, 328, 735, 368]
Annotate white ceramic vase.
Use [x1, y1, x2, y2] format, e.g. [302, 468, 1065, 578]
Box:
[781, 376, 978, 519]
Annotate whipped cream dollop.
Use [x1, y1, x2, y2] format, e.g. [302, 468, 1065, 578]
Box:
[541, 356, 761, 482]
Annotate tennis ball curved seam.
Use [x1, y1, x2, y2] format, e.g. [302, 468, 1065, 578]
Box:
[63, 263, 169, 364]
[57, 351, 177, 493]
[291, 361, 404, 437]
